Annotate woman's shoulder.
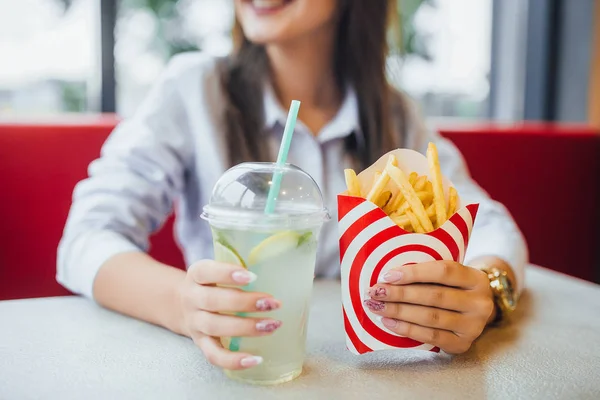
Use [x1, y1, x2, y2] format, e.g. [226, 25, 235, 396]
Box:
[160, 51, 226, 92]
[150, 51, 232, 119]
[165, 51, 221, 74]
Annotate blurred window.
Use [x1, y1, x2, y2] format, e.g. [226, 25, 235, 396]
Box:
[1, 0, 492, 120]
[390, 0, 493, 120]
[0, 0, 97, 115]
[115, 0, 233, 116]
[115, 0, 493, 120]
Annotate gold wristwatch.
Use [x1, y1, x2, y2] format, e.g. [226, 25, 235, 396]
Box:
[483, 267, 517, 324]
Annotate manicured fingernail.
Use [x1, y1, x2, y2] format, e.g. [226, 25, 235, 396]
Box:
[380, 270, 403, 283]
[256, 320, 282, 332]
[381, 317, 398, 328]
[368, 286, 387, 298]
[240, 356, 263, 368]
[232, 270, 257, 284]
[364, 299, 385, 312]
[256, 298, 281, 311]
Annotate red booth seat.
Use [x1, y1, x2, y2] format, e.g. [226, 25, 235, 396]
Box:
[0, 117, 184, 301]
[0, 117, 598, 300]
[440, 123, 599, 284]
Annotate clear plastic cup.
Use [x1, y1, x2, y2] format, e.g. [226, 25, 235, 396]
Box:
[201, 162, 329, 385]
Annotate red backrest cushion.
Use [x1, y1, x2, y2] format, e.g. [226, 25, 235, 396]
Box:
[440, 124, 600, 283]
[1, 120, 597, 300]
[0, 119, 184, 301]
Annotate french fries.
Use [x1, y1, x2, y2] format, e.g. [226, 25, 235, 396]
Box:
[343, 142, 460, 233]
[383, 191, 404, 214]
[408, 172, 418, 186]
[405, 210, 425, 233]
[366, 156, 397, 203]
[385, 163, 434, 232]
[427, 142, 447, 228]
[424, 181, 433, 195]
[413, 175, 428, 191]
[390, 204, 436, 228]
[344, 169, 362, 197]
[447, 186, 458, 219]
[375, 190, 392, 208]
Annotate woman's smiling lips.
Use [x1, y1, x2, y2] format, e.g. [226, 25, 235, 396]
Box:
[243, 0, 295, 15]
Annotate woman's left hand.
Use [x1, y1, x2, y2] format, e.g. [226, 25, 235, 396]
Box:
[364, 260, 495, 354]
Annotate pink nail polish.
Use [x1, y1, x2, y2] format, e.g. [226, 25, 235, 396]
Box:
[256, 320, 282, 332]
[256, 298, 281, 311]
[232, 270, 257, 284]
[380, 270, 403, 283]
[240, 356, 263, 368]
[368, 286, 387, 298]
[364, 299, 385, 311]
[381, 317, 398, 328]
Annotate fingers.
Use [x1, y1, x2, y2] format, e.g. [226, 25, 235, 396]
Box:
[369, 261, 492, 354]
[380, 261, 485, 289]
[188, 285, 282, 313]
[188, 260, 257, 286]
[185, 260, 282, 313]
[192, 311, 282, 338]
[367, 283, 472, 312]
[364, 299, 465, 333]
[195, 335, 263, 370]
[380, 318, 471, 354]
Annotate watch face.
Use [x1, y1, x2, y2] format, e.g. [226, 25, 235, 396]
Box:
[498, 274, 517, 311]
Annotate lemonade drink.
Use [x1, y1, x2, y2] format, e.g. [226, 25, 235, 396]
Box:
[202, 162, 328, 385]
[211, 225, 319, 384]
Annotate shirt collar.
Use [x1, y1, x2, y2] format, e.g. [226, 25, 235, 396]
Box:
[262, 82, 364, 145]
[263, 82, 287, 131]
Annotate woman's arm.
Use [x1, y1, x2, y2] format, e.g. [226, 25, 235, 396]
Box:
[93, 252, 187, 335]
[57, 54, 195, 299]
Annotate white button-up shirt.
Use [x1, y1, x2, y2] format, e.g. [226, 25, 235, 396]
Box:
[57, 52, 527, 299]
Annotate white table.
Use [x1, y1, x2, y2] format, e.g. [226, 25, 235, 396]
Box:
[1, 266, 599, 400]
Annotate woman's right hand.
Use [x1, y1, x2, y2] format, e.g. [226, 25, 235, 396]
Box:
[176, 260, 282, 370]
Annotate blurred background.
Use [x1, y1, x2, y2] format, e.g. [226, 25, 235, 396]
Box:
[1, 0, 597, 124]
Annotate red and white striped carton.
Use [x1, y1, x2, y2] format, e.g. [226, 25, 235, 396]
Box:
[338, 149, 479, 355]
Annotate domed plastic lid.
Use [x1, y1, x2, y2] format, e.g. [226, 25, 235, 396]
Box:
[202, 162, 329, 229]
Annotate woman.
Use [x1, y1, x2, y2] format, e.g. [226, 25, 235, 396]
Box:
[58, 0, 527, 370]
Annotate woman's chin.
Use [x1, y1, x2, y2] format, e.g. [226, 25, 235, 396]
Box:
[242, 26, 291, 45]
[236, 0, 336, 46]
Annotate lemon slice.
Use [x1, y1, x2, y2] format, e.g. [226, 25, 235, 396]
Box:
[297, 232, 313, 247]
[215, 240, 246, 268]
[248, 231, 301, 265]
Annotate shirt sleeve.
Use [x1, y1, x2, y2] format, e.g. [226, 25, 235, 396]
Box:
[57, 56, 195, 299]
[406, 107, 528, 294]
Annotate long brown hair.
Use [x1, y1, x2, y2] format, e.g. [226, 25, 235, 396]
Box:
[219, 0, 409, 168]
